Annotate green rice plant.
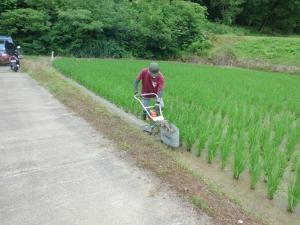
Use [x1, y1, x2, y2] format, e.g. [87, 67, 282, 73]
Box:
[260, 124, 272, 155]
[249, 141, 261, 190]
[287, 166, 300, 212]
[248, 123, 260, 149]
[235, 111, 245, 132]
[286, 124, 300, 160]
[196, 112, 211, 156]
[197, 128, 209, 156]
[240, 104, 250, 129]
[265, 149, 286, 200]
[233, 134, 246, 180]
[207, 116, 224, 163]
[227, 102, 236, 120]
[291, 152, 299, 172]
[220, 126, 234, 169]
[219, 101, 228, 118]
[180, 123, 189, 147]
[207, 135, 218, 164]
[244, 106, 254, 129]
[266, 160, 281, 199]
[220, 136, 231, 170]
[186, 124, 197, 151]
[262, 126, 274, 173]
[278, 151, 288, 179]
[273, 121, 286, 147]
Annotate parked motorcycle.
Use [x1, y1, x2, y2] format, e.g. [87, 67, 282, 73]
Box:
[5, 41, 21, 72]
[9, 54, 20, 72]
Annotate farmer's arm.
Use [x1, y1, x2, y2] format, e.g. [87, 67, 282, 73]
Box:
[134, 70, 144, 94]
[157, 89, 164, 98]
[157, 75, 165, 99]
[133, 79, 140, 94]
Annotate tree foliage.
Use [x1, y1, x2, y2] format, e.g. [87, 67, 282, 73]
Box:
[0, 0, 209, 58]
[237, 0, 300, 33]
[0, 8, 50, 52]
[191, 0, 244, 25]
[0, 0, 298, 57]
[192, 0, 300, 33]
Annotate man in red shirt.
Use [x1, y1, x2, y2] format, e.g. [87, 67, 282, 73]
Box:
[134, 62, 165, 120]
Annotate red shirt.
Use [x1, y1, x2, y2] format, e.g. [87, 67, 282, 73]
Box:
[136, 68, 165, 97]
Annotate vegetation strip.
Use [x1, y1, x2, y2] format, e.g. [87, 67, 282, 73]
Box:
[23, 58, 265, 225]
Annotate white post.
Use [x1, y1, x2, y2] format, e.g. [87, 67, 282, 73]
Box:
[51, 51, 54, 61]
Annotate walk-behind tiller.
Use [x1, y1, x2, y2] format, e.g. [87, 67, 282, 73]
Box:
[134, 93, 179, 148]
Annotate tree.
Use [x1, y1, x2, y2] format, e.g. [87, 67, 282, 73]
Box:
[0, 0, 18, 14]
[190, 0, 244, 25]
[0, 0, 210, 57]
[237, 0, 300, 33]
[50, 9, 103, 56]
[0, 8, 51, 53]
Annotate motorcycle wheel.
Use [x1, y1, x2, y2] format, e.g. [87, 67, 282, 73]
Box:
[10, 62, 18, 72]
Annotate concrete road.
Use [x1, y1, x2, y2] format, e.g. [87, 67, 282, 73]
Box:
[0, 66, 213, 225]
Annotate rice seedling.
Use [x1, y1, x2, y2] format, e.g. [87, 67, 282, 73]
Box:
[220, 126, 234, 170]
[207, 135, 218, 164]
[248, 123, 260, 149]
[278, 151, 288, 179]
[262, 127, 274, 176]
[286, 124, 300, 160]
[249, 141, 261, 190]
[287, 166, 300, 212]
[233, 134, 246, 180]
[266, 148, 286, 200]
[207, 115, 223, 163]
[291, 152, 299, 172]
[196, 111, 211, 156]
[186, 124, 197, 151]
[273, 121, 286, 147]
[266, 162, 281, 199]
[197, 128, 209, 156]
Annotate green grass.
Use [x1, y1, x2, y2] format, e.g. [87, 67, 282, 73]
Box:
[209, 35, 300, 66]
[202, 22, 261, 36]
[192, 195, 209, 210]
[54, 58, 300, 211]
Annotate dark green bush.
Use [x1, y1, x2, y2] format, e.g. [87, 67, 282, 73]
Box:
[0, 0, 209, 59]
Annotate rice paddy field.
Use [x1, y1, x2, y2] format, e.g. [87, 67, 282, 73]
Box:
[54, 58, 300, 213]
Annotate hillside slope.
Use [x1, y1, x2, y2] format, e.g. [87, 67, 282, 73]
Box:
[208, 35, 300, 73]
